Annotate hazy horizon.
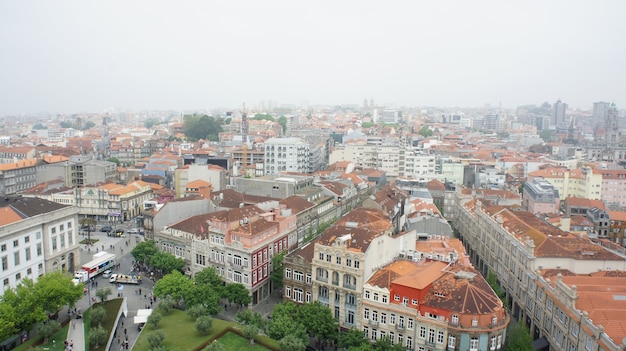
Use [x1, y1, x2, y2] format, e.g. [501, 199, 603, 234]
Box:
[1, 1, 625, 116]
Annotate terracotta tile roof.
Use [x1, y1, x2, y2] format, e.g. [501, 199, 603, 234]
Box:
[279, 196, 315, 214]
[426, 179, 445, 191]
[608, 210, 626, 221]
[564, 197, 606, 210]
[0, 206, 24, 226]
[0, 159, 37, 171]
[316, 208, 393, 253]
[211, 189, 278, 208]
[186, 179, 212, 188]
[545, 271, 626, 345]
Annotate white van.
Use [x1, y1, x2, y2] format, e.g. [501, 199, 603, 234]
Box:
[102, 270, 112, 278]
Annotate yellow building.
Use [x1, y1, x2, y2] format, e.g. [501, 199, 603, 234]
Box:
[528, 166, 602, 200]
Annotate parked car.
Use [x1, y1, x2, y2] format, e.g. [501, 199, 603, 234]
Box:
[101, 225, 112, 233]
[127, 228, 144, 235]
[107, 229, 125, 237]
[102, 269, 112, 278]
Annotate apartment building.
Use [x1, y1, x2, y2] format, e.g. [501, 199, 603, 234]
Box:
[283, 209, 509, 351]
[159, 202, 297, 304]
[263, 137, 312, 175]
[598, 169, 626, 209]
[528, 166, 602, 200]
[453, 193, 626, 351]
[0, 159, 37, 196]
[43, 154, 117, 188]
[523, 177, 560, 215]
[1, 198, 80, 291]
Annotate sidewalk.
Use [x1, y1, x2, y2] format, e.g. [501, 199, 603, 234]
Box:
[65, 318, 85, 351]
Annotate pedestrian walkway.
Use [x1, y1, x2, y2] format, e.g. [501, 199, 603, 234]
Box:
[65, 318, 85, 351]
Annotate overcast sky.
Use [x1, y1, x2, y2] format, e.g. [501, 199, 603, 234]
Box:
[1, 1, 625, 115]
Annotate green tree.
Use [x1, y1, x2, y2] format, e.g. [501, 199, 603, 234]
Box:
[487, 271, 506, 301]
[90, 305, 107, 326]
[224, 283, 251, 307]
[270, 251, 285, 289]
[242, 324, 259, 346]
[33, 123, 48, 130]
[418, 126, 433, 137]
[82, 121, 96, 130]
[0, 302, 18, 340]
[506, 324, 533, 351]
[150, 251, 185, 274]
[266, 317, 308, 346]
[375, 336, 403, 351]
[107, 157, 121, 166]
[235, 309, 265, 330]
[132, 240, 159, 263]
[89, 326, 108, 349]
[252, 113, 275, 121]
[34, 271, 83, 317]
[158, 296, 175, 314]
[539, 129, 554, 142]
[279, 334, 306, 351]
[187, 304, 208, 320]
[203, 340, 224, 351]
[1, 279, 46, 333]
[339, 328, 368, 349]
[144, 118, 160, 129]
[195, 315, 213, 336]
[148, 312, 162, 329]
[147, 330, 166, 349]
[183, 283, 220, 315]
[154, 270, 192, 302]
[194, 267, 224, 297]
[299, 301, 338, 346]
[277, 116, 288, 133]
[79, 217, 98, 244]
[95, 287, 112, 302]
[36, 320, 61, 343]
[182, 114, 224, 141]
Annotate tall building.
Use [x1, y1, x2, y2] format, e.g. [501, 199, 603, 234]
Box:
[593, 101, 610, 120]
[263, 137, 311, 175]
[553, 99, 568, 127]
[605, 103, 621, 146]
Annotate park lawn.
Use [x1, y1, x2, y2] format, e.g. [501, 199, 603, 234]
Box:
[13, 323, 69, 351]
[133, 309, 279, 351]
[85, 298, 123, 351]
[216, 331, 272, 350]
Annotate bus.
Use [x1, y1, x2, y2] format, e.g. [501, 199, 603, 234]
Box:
[74, 252, 116, 283]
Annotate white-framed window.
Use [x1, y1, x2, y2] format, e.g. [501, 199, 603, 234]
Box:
[294, 271, 304, 282]
[408, 318, 414, 330]
[412, 298, 418, 305]
[306, 292, 311, 303]
[363, 308, 370, 320]
[472, 319, 478, 327]
[285, 268, 291, 279]
[394, 294, 400, 301]
[285, 286, 291, 298]
[419, 326, 426, 338]
[451, 314, 459, 324]
[380, 313, 386, 324]
[448, 335, 456, 350]
[294, 288, 304, 303]
[306, 273, 312, 284]
[437, 331, 444, 344]
[390, 314, 396, 325]
[365, 290, 370, 299]
[490, 336, 496, 351]
[470, 337, 479, 351]
[382, 295, 388, 303]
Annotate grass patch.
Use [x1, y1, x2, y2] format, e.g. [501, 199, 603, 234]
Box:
[215, 331, 272, 350]
[84, 298, 123, 351]
[13, 323, 69, 351]
[133, 310, 279, 351]
[79, 238, 99, 245]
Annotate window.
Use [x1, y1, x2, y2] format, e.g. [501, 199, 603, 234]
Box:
[419, 326, 426, 338]
[382, 295, 388, 303]
[294, 288, 303, 303]
[13, 252, 19, 266]
[490, 336, 496, 350]
[346, 258, 352, 267]
[412, 298, 418, 305]
[24, 236, 30, 243]
[36, 243, 42, 257]
[26, 268, 32, 275]
[336, 256, 341, 265]
[371, 329, 377, 341]
[428, 329, 435, 344]
[1, 256, 7, 271]
[354, 260, 360, 268]
[294, 271, 304, 282]
[319, 252, 324, 260]
[451, 315, 459, 324]
[470, 337, 479, 351]
[13, 240, 18, 248]
[492, 316, 498, 325]
[0, 244, 5, 252]
[52, 237, 57, 251]
[25, 248, 31, 261]
[402, 297, 409, 305]
[373, 292, 379, 301]
[399, 316, 405, 327]
[306, 292, 311, 303]
[406, 337, 412, 350]
[394, 294, 400, 301]
[347, 294, 356, 305]
[364, 309, 370, 320]
[448, 335, 456, 350]
[372, 311, 378, 322]
[15, 273, 21, 280]
[285, 286, 291, 298]
[437, 331, 444, 344]
[2, 278, 8, 287]
[326, 254, 331, 262]
[365, 290, 370, 299]
[380, 313, 386, 324]
[472, 319, 478, 327]
[363, 327, 369, 338]
[347, 310, 355, 325]
[390, 314, 396, 325]
[408, 318, 414, 330]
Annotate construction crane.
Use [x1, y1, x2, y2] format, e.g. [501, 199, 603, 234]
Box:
[241, 103, 249, 176]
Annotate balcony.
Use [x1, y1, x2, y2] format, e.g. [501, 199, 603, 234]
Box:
[316, 276, 328, 283]
[368, 320, 378, 326]
[343, 283, 356, 290]
[396, 324, 405, 331]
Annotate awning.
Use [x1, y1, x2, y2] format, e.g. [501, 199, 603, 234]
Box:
[134, 308, 153, 324]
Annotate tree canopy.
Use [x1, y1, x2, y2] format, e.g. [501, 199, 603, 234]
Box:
[153, 270, 193, 302]
[506, 324, 534, 351]
[182, 114, 223, 141]
[131, 240, 159, 263]
[418, 126, 433, 137]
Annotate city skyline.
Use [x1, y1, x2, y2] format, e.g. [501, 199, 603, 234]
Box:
[1, 1, 625, 115]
